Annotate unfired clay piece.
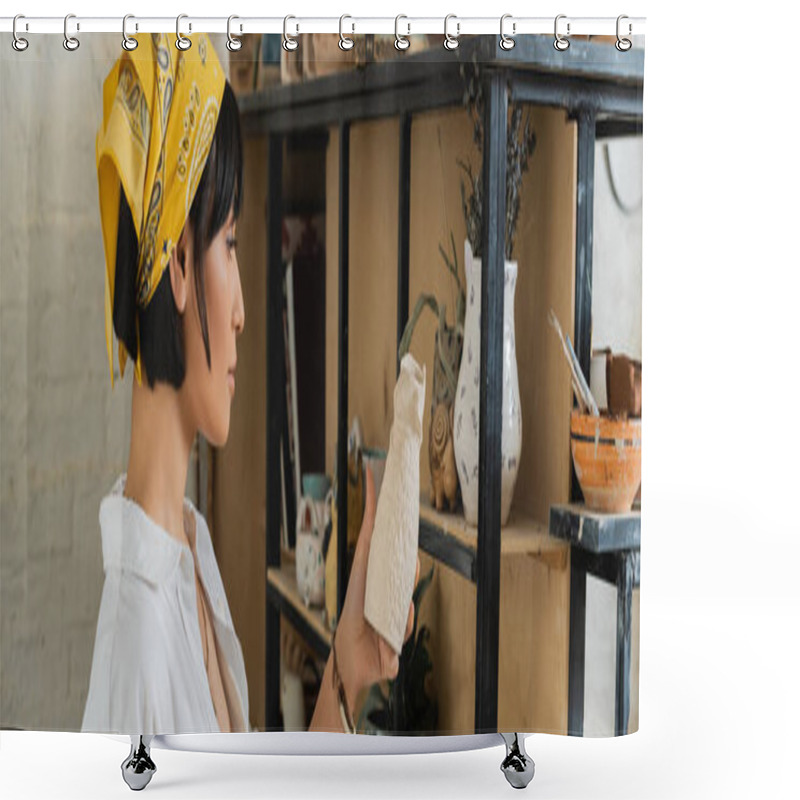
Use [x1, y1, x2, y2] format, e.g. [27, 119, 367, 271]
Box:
[363, 353, 426, 655]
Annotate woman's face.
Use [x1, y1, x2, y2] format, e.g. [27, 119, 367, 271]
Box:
[181, 207, 245, 447]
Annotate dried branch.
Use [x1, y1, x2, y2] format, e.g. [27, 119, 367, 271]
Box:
[457, 53, 537, 261]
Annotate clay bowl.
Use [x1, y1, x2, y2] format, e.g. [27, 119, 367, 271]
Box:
[570, 410, 641, 514]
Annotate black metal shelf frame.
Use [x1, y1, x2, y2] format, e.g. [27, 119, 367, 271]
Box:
[246, 35, 644, 734]
[549, 504, 641, 737]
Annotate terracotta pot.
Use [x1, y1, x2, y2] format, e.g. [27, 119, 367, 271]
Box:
[570, 410, 641, 513]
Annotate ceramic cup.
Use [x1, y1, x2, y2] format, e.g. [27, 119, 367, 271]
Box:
[295, 496, 327, 607]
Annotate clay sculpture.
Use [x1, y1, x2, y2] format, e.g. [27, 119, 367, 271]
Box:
[364, 353, 427, 655]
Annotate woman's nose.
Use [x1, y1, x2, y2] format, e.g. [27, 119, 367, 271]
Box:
[233, 261, 245, 335]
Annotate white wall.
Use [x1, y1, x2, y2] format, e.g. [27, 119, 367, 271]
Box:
[592, 136, 644, 360]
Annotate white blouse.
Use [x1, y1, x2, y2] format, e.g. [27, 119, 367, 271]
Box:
[81, 474, 250, 734]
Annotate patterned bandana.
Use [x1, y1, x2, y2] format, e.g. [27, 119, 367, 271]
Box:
[96, 33, 225, 387]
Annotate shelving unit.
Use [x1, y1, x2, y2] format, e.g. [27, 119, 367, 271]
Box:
[239, 34, 644, 733]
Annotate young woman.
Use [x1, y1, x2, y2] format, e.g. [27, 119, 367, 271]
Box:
[82, 33, 416, 736]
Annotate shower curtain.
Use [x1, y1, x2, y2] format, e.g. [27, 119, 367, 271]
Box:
[0, 28, 644, 738]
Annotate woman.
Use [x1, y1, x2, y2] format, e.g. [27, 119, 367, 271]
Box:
[82, 33, 416, 736]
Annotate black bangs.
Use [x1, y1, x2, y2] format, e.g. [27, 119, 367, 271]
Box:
[186, 80, 244, 373]
[112, 79, 244, 390]
[190, 80, 244, 250]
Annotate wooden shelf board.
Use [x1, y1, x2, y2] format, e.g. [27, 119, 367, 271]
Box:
[267, 561, 331, 659]
[419, 495, 569, 577]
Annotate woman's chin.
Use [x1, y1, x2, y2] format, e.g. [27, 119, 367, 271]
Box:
[203, 416, 230, 448]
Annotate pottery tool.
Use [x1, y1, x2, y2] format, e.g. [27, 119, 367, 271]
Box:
[548, 309, 600, 416]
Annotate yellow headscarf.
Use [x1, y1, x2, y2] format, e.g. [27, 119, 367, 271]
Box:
[97, 32, 225, 387]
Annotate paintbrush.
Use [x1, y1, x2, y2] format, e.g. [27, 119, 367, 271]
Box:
[548, 309, 600, 416]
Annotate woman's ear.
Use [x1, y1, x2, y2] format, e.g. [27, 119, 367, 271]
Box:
[168, 226, 191, 314]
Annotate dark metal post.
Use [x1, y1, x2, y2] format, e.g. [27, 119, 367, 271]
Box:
[397, 113, 412, 377]
[337, 122, 351, 618]
[474, 71, 506, 734]
[266, 132, 284, 730]
[570, 106, 597, 503]
[567, 548, 587, 735]
[393, 113, 413, 733]
[615, 551, 635, 735]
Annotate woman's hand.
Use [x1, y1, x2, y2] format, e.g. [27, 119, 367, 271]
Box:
[334, 464, 420, 712]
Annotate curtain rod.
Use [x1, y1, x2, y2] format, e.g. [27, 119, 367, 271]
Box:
[0, 15, 646, 37]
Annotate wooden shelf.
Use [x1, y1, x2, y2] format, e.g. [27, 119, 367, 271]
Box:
[419, 495, 569, 582]
[267, 561, 331, 661]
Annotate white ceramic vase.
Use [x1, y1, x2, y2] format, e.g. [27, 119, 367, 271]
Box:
[295, 495, 328, 608]
[364, 353, 426, 655]
[453, 239, 522, 527]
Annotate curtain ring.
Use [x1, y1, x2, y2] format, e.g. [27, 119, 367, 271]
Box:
[63, 13, 80, 51]
[554, 14, 570, 51]
[394, 15, 410, 51]
[122, 14, 138, 51]
[616, 15, 632, 52]
[339, 15, 354, 51]
[12, 14, 28, 52]
[176, 14, 192, 51]
[499, 14, 515, 51]
[227, 15, 242, 52]
[443, 14, 459, 51]
[283, 15, 298, 52]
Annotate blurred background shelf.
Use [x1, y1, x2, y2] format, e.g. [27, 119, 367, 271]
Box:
[419, 497, 569, 582]
[267, 562, 331, 661]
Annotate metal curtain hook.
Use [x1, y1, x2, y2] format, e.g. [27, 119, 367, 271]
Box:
[12, 14, 29, 52]
[122, 14, 138, 51]
[63, 13, 80, 51]
[395, 15, 410, 51]
[500, 14, 515, 50]
[283, 15, 298, 51]
[554, 14, 570, 51]
[176, 14, 192, 51]
[339, 14, 355, 51]
[443, 14, 459, 51]
[227, 15, 242, 52]
[616, 15, 632, 51]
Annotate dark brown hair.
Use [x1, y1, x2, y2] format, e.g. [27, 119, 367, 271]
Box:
[112, 80, 243, 389]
